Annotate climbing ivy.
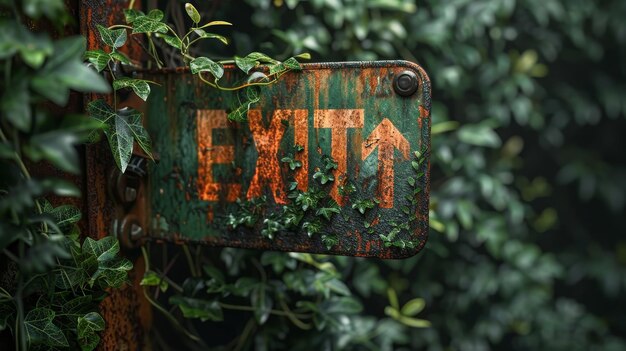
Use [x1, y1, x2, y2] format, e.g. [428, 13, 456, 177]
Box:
[85, 2, 308, 172]
[0, 1, 132, 350]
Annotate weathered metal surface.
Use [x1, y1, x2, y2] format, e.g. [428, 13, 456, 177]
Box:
[141, 61, 431, 258]
[79, 1, 151, 350]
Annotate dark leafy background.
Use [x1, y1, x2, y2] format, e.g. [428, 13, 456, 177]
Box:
[2, 0, 625, 350]
[142, 0, 626, 350]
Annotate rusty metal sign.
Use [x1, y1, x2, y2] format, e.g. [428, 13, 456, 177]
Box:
[139, 61, 431, 258]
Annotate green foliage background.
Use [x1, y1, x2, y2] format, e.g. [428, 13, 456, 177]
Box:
[143, 0, 625, 350]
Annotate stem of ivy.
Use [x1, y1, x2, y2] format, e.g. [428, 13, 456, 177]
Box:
[218, 302, 312, 321]
[277, 298, 312, 329]
[233, 318, 255, 351]
[141, 246, 202, 342]
[141, 287, 203, 342]
[146, 34, 163, 69]
[108, 24, 132, 30]
[15, 242, 26, 351]
[181, 244, 198, 277]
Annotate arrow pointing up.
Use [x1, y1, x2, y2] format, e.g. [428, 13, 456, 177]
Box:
[362, 118, 410, 208]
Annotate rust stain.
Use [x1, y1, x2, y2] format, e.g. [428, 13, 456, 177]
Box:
[246, 110, 288, 204]
[355, 230, 362, 252]
[196, 110, 241, 202]
[207, 206, 214, 223]
[362, 118, 410, 208]
[371, 216, 380, 227]
[292, 109, 309, 191]
[314, 109, 364, 205]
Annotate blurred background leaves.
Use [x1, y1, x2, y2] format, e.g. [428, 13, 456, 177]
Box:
[143, 0, 626, 350]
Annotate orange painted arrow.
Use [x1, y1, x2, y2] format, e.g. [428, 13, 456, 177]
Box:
[362, 118, 410, 208]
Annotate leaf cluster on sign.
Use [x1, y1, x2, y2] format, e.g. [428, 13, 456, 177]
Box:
[84, 2, 310, 171]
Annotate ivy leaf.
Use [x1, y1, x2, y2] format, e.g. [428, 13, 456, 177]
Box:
[147, 9, 165, 21]
[61, 295, 93, 316]
[31, 36, 110, 105]
[110, 51, 131, 64]
[169, 296, 223, 322]
[96, 24, 127, 48]
[326, 278, 351, 296]
[126, 112, 154, 159]
[123, 9, 145, 23]
[0, 79, 31, 131]
[79, 333, 100, 351]
[112, 77, 151, 101]
[0, 21, 53, 69]
[302, 221, 322, 237]
[401, 298, 426, 317]
[82, 236, 120, 263]
[268, 57, 302, 75]
[296, 190, 322, 212]
[87, 100, 153, 172]
[24, 308, 69, 347]
[77, 312, 104, 351]
[321, 233, 339, 250]
[407, 176, 416, 187]
[294, 52, 311, 60]
[132, 11, 168, 34]
[190, 56, 224, 78]
[282, 209, 303, 228]
[77, 312, 104, 338]
[84, 49, 111, 72]
[235, 56, 259, 74]
[193, 29, 228, 45]
[199, 20, 232, 28]
[235, 52, 280, 74]
[248, 52, 279, 63]
[227, 86, 260, 122]
[316, 201, 341, 221]
[184, 3, 201, 24]
[155, 33, 182, 49]
[87, 101, 132, 172]
[26, 130, 81, 173]
[82, 237, 132, 288]
[313, 171, 333, 185]
[457, 123, 501, 148]
[352, 199, 377, 215]
[283, 57, 302, 69]
[95, 258, 133, 288]
[46, 205, 81, 231]
[281, 155, 302, 170]
[140, 270, 169, 292]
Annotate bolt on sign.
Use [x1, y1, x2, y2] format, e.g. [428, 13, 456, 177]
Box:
[141, 61, 431, 258]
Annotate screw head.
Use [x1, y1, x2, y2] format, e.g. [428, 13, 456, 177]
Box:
[114, 215, 143, 249]
[393, 70, 419, 97]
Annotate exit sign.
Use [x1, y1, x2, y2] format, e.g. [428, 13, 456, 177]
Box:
[142, 61, 430, 258]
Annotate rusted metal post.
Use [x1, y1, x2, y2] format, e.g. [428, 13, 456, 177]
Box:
[79, 1, 152, 350]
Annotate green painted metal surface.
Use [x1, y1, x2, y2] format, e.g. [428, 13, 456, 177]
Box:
[141, 61, 431, 258]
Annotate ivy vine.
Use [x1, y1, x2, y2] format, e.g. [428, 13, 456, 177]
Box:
[85, 2, 308, 172]
[0, 1, 132, 350]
